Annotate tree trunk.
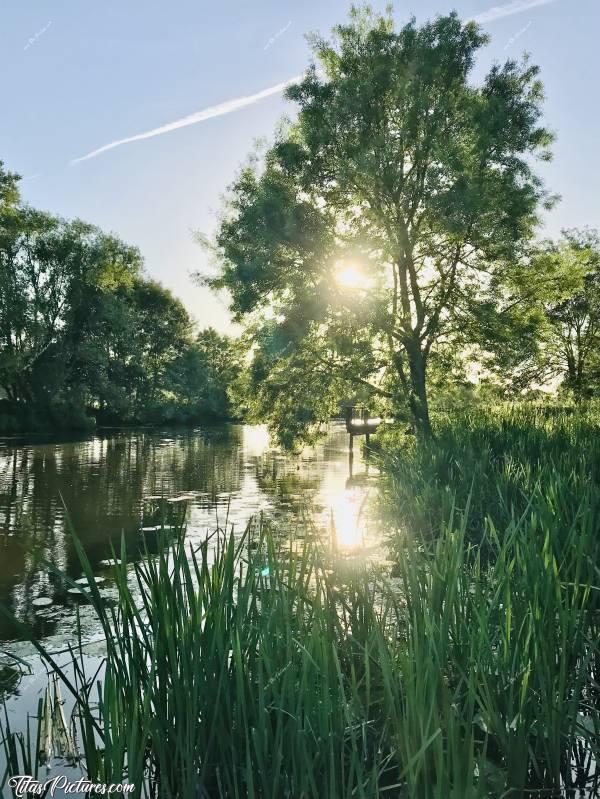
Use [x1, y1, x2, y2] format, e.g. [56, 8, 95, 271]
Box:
[404, 342, 432, 437]
[566, 354, 585, 403]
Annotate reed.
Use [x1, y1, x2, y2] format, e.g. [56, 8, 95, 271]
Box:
[1, 406, 599, 797]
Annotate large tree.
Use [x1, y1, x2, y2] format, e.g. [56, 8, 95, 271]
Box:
[545, 232, 600, 399]
[206, 9, 552, 439]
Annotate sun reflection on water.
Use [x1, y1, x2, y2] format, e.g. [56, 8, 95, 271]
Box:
[240, 423, 379, 557]
[329, 489, 366, 550]
[242, 424, 271, 457]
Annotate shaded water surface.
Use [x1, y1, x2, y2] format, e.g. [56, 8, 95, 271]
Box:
[0, 423, 380, 655]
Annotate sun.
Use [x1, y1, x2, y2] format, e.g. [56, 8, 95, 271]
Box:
[334, 263, 370, 290]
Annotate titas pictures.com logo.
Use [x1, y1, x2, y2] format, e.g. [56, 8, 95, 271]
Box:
[8, 775, 135, 796]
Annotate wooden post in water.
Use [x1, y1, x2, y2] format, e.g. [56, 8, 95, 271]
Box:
[345, 403, 380, 455]
[345, 406, 353, 451]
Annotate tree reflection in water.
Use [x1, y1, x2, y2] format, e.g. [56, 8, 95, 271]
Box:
[0, 423, 380, 653]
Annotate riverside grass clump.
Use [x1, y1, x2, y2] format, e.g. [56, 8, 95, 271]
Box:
[2, 513, 600, 797]
[378, 403, 600, 550]
[375, 404, 600, 794]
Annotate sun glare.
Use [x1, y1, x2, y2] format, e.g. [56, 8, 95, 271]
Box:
[242, 424, 271, 457]
[330, 490, 364, 549]
[334, 263, 370, 290]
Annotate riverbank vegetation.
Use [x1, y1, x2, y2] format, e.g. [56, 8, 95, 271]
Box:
[378, 403, 600, 550]
[0, 164, 240, 434]
[3, 419, 600, 797]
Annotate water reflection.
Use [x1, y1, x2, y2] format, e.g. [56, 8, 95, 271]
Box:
[0, 423, 380, 654]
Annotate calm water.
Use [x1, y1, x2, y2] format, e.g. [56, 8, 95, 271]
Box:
[0, 423, 381, 657]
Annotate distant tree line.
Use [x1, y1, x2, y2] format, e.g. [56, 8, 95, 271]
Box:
[0, 162, 240, 434]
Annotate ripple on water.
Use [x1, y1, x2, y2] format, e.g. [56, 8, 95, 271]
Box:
[0, 422, 381, 656]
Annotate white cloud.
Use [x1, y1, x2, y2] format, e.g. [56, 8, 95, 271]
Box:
[71, 75, 303, 164]
[470, 0, 558, 24]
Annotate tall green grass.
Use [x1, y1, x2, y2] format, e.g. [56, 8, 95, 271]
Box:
[378, 404, 600, 548]
[2, 406, 600, 796]
[376, 405, 600, 795]
[3, 517, 600, 796]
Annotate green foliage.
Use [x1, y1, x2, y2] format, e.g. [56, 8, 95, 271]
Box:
[0, 161, 20, 214]
[3, 470, 600, 796]
[88, 278, 193, 423]
[206, 8, 552, 442]
[542, 231, 600, 398]
[229, 321, 369, 448]
[377, 403, 600, 546]
[468, 230, 600, 398]
[0, 167, 240, 431]
[165, 328, 244, 422]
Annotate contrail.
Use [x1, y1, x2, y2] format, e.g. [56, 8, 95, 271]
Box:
[264, 21, 292, 51]
[24, 20, 52, 51]
[504, 20, 533, 49]
[71, 1, 557, 165]
[71, 75, 303, 164]
[470, 0, 558, 24]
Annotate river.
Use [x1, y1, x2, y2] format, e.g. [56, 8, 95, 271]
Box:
[0, 422, 381, 660]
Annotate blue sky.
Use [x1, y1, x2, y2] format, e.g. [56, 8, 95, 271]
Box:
[1, 0, 599, 332]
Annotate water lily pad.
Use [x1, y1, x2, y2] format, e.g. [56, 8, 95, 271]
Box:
[32, 597, 53, 608]
[76, 576, 107, 586]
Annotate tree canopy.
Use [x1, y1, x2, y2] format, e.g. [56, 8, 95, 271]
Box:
[206, 8, 554, 442]
[475, 229, 600, 399]
[0, 163, 239, 432]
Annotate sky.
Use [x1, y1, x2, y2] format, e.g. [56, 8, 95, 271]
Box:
[1, 0, 599, 333]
